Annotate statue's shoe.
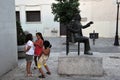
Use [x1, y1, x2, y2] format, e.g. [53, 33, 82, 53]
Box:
[84, 51, 93, 55]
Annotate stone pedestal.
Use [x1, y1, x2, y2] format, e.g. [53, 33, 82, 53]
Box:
[58, 55, 103, 76]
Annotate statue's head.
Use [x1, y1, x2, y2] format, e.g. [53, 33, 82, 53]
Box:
[72, 13, 81, 21]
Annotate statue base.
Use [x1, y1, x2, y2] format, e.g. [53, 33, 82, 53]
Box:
[58, 55, 103, 76]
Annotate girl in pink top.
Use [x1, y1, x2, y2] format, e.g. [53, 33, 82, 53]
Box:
[34, 32, 44, 69]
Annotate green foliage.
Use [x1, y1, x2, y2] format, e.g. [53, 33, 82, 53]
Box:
[16, 21, 25, 45]
[51, 0, 80, 24]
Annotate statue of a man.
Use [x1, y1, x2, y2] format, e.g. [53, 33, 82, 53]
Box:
[68, 13, 93, 55]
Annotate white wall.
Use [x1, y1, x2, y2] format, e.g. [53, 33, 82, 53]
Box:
[15, 0, 55, 5]
[15, 0, 120, 38]
[41, 5, 59, 37]
[80, 0, 119, 38]
[0, 0, 17, 76]
[15, 0, 59, 37]
[17, 5, 44, 36]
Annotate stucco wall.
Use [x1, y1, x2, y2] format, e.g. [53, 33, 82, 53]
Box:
[15, 0, 120, 38]
[15, 0, 59, 37]
[15, 0, 55, 5]
[80, 0, 119, 38]
[0, 0, 18, 76]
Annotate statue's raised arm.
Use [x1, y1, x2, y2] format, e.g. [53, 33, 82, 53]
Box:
[82, 21, 93, 29]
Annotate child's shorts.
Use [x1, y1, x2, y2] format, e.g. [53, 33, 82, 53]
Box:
[25, 54, 33, 62]
[37, 54, 48, 68]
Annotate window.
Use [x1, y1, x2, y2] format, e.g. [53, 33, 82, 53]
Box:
[26, 11, 41, 22]
[16, 11, 20, 22]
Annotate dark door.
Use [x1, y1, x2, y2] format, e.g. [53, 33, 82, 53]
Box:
[60, 23, 66, 35]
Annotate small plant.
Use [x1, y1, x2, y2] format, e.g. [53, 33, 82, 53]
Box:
[16, 21, 25, 45]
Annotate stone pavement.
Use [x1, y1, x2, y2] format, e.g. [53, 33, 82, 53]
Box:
[0, 37, 120, 80]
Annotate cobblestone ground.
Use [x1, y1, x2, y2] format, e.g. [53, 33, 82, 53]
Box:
[0, 37, 120, 80]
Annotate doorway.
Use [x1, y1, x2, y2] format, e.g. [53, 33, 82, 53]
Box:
[60, 23, 66, 36]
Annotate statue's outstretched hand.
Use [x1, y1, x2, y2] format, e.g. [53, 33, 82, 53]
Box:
[83, 21, 94, 29]
[89, 21, 94, 25]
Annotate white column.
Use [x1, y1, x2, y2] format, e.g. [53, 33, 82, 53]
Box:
[20, 5, 26, 26]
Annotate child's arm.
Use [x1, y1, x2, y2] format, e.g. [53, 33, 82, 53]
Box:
[34, 40, 43, 47]
[24, 41, 32, 52]
[24, 46, 31, 52]
[43, 48, 50, 55]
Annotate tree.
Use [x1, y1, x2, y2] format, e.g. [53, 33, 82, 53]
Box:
[16, 21, 25, 45]
[51, 0, 80, 24]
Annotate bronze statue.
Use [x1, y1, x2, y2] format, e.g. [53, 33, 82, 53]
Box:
[68, 13, 93, 55]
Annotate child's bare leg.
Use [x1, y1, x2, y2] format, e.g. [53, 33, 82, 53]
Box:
[38, 62, 45, 78]
[44, 64, 51, 75]
[26, 62, 27, 72]
[26, 62, 32, 76]
[34, 56, 37, 68]
[26, 62, 30, 74]
[29, 62, 32, 74]
[39, 68, 45, 78]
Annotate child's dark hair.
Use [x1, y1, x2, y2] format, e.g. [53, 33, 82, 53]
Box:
[36, 32, 44, 41]
[43, 40, 52, 49]
[25, 33, 33, 43]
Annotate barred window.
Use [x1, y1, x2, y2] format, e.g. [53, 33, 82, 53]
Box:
[26, 11, 41, 22]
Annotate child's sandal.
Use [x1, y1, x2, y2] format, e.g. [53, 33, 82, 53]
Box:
[27, 74, 33, 77]
[34, 66, 37, 69]
[38, 75, 45, 78]
[46, 72, 51, 75]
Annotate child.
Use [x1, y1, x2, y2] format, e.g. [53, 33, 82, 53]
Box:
[24, 33, 34, 77]
[37, 40, 52, 78]
[34, 32, 44, 69]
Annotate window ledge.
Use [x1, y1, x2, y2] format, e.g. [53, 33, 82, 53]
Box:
[26, 22, 42, 24]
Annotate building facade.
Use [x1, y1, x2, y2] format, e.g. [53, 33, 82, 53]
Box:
[15, 0, 120, 38]
[15, 0, 59, 37]
[0, 0, 17, 76]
